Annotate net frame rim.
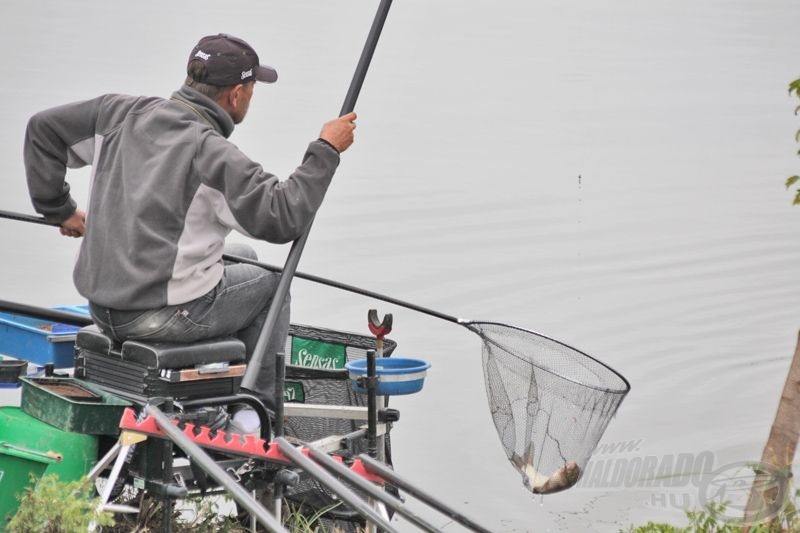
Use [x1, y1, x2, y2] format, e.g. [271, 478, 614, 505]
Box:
[466, 320, 632, 395]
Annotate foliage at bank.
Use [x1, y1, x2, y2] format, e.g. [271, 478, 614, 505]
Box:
[622, 498, 800, 532]
[10, 474, 354, 533]
[8, 474, 114, 532]
[789, 77, 800, 205]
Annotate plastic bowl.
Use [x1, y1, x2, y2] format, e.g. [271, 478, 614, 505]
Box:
[345, 357, 431, 396]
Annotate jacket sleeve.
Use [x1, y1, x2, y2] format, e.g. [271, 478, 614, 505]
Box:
[23, 97, 107, 223]
[196, 133, 341, 244]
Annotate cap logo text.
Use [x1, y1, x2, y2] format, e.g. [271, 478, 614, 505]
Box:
[194, 50, 210, 61]
[241, 68, 253, 80]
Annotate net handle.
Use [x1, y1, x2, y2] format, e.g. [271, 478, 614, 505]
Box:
[0, 209, 632, 394]
[223, 252, 463, 326]
[222, 255, 630, 394]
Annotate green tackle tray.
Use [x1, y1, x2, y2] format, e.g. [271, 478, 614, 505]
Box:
[19, 377, 130, 435]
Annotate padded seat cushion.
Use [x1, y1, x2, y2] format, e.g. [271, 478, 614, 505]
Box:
[76, 325, 246, 369]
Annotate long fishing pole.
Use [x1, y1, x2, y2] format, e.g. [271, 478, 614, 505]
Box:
[0, 299, 92, 327]
[241, 0, 393, 392]
[0, 209, 57, 228]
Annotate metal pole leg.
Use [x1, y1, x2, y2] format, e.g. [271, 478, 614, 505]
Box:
[88, 432, 147, 532]
[99, 443, 132, 507]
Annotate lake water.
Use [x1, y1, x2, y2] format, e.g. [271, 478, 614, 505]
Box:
[1, 1, 799, 531]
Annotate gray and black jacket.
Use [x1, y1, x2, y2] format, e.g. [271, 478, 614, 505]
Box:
[24, 86, 340, 310]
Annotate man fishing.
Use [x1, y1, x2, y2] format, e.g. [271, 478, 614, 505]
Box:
[23, 33, 357, 431]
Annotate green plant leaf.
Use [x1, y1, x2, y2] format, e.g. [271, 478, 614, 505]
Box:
[787, 176, 800, 188]
[794, 189, 800, 206]
[7, 474, 114, 532]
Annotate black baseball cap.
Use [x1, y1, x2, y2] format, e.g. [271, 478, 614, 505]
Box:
[188, 33, 278, 86]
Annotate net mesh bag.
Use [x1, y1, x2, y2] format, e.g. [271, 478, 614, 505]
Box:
[469, 321, 630, 494]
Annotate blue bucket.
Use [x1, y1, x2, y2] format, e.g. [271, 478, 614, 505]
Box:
[346, 357, 431, 396]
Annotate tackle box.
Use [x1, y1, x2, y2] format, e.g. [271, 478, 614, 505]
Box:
[0, 305, 90, 368]
[74, 325, 247, 401]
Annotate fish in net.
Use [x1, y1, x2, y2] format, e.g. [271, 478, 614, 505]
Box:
[466, 321, 630, 495]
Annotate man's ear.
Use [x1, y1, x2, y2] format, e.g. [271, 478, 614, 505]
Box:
[229, 84, 245, 107]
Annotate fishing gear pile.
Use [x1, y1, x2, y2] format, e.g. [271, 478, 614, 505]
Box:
[280, 325, 399, 529]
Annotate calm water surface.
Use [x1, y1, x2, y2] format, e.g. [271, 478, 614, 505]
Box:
[1, 1, 799, 531]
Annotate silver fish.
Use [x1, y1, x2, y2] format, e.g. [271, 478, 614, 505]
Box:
[510, 444, 581, 495]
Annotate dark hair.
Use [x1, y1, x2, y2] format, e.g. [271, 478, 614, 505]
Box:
[185, 59, 231, 100]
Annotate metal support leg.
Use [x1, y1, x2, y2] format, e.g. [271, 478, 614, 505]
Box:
[161, 401, 175, 533]
[365, 350, 381, 533]
[88, 432, 146, 532]
[100, 443, 133, 507]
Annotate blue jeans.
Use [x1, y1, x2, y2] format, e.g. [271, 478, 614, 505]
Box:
[88, 243, 289, 408]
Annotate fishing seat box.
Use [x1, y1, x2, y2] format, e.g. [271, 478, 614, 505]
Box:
[74, 325, 246, 401]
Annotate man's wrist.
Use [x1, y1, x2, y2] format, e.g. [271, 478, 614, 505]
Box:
[317, 137, 340, 154]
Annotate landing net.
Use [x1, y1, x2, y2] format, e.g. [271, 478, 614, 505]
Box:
[469, 321, 630, 494]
